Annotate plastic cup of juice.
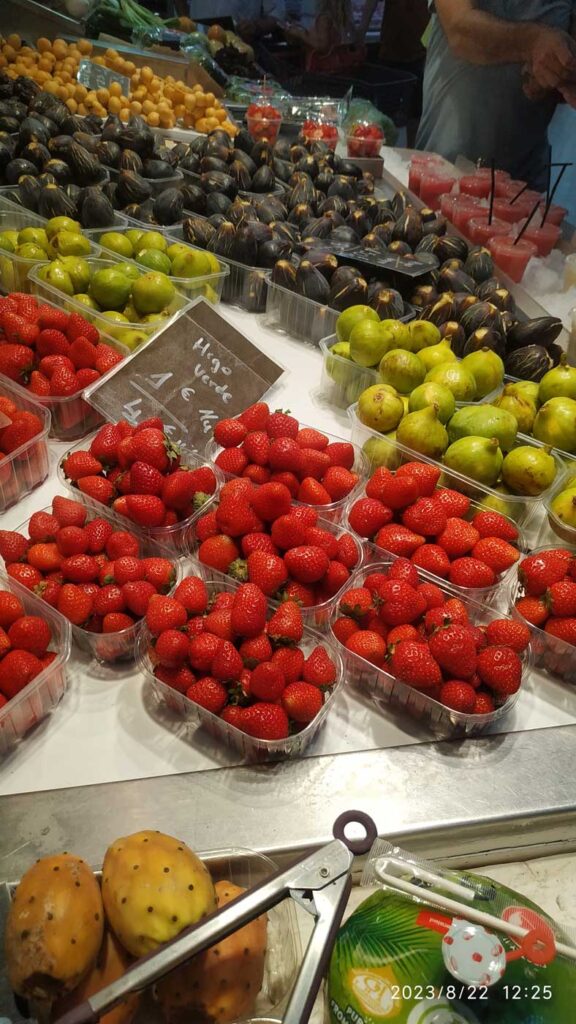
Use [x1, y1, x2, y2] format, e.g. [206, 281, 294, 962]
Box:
[492, 198, 530, 224]
[439, 193, 460, 219]
[450, 195, 485, 231]
[473, 167, 511, 182]
[541, 203, 568, 226]
[408, 154, 444, 195]
[467, 216, 510, 245]
[489, 235, 538, 282]
[517, 220, 561, 257]
[459, 174, 492, 198]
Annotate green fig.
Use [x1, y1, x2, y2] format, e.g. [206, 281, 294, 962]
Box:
[396, 405, 449, 460]
[417, 339, 457, 373]
[447, 405, 518, 452]
[443, 436, 503, 487]
[326, 341, 355, 388]
[357, 384, 405, 433]
[506, 380, 540, 405]
[533, 397, 576, 454]
[492, 386, 538, 434]
[378, 319, 413, 351]
[379, 349, 426, 394]
[501, 445, 557, 496]
[408, 382, 456, 424]
[37, 260, 74, 296]
[336, 305, 379, 344]
[461, 348, 504, 398]
[425, 362, 477, 402]
[407, 319, 442, 352]
[350, 320, 395, 367]
[362, 435, 400, 470]
[538, 355, 576, 404]
[549, 485, 576, 530]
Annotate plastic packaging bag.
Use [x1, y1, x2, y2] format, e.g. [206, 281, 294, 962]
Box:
[343, 98, 397, 146]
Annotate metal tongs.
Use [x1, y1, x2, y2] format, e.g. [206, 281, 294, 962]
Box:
[54, 811, 378, 1024]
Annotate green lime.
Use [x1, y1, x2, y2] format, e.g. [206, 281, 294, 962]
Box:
[336, 305, 379, 344]
[170, 249, 213, 278]
[89, 267, 133, 311]
[15, 243, 48, 260]
[99, 231, 134, 258]
[137, 230, 168, 253]
[52, 230, 92, 257]
[131, 271, 175, 315]
[59, 255, 91, 293]
[0, 233, 16, 253]
[37, 260, 74, 295]
[45, 216, 81, 240]
[135, 248, 172, 274]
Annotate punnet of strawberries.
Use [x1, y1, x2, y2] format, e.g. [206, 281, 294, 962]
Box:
[332, 561, 531, 717]
[513, 548, 576, 681]
[347, 462, 522, 591]
[211, 402, 363, 509]
[0, 587, 58, 709]
[143, 578, 339, 744]
[0, 293, 124, 398]
[0, 392, 44, 459]
[193, 476, 360, 609]
[0, 495, 177, 647]
[61, 419, 218, 535]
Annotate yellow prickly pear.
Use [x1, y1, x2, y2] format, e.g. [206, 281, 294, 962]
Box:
[5, 853, 104, 1004]
[101, 831, 216, 958]
[154, 880, 267, 1024]
[54, 930, 139, 1024]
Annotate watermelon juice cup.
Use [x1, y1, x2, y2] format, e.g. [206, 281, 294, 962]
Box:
[517, 220, 561, 257]
[450, 195, 485, 232]
[419, 170, 457, 208]
[408, 154, 445, 195]
[489, 235, 538, 282]
[467, 216, 510, 246]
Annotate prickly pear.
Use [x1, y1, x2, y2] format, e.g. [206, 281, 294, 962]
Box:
[101, 831, 216, 957]
[5, 853, 103, 1003]
[154, 881, 267, 1024]
[54, 930, 139, 1024]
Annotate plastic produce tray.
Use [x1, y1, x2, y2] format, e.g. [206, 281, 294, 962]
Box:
[331, 560, 529, 739]
[0, 376, 51, 512]
[85, 225, 230, 307]
[508, 551, 575, 686]
[187, 515, 364, 632]
[137, 578, 344, 761]
[58, 435, 222, 556]
[28, 257, 191, 350]
[348, 403, 567, 548]
[0, 568, 71, 757]
[166, 225, 268, 313]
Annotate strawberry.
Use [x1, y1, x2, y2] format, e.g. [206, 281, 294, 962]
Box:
[282, 681, 323, 723]
[241, 533, 278, 557]
[231, 583, 268, 637]
[321, 560, 350, 597]
[63, 450, 104, 482]
[428, 624, 477, 678]
[203, 608, 233, 640]
[37, 328, 70, 358]
[243, 702, 290, 739]
[322, 466, 358, 502]
[271, 514, 308, 550]
[0, 344, 33, 383]
[270, 471, 300, 497]
[239, 633, 273, 667]
[267, 436, 301, 473]
[302, 645, 336, 687]
[0, 411, 43, 453]
[378, 580, 427, 626]
[389, 640, 442, 689]
[436, 518, 480, 558]
[123, 494, 166, 528]
[52, 495, 87, 527]
[515, 595, 548, 627]
[153, 663, 194, 693]
[93, 585, 126, 617]
[277, 580, 317, 610]
[340, 587, 374, 620]
[199, 536, 240, 573]
[290, 506, 318, 527]
[132, 428, 179, 473]
[443, 597, 470, 625]
[78, 476, 115, 506]
[243, 430, 271, 466]
[50, 368, 80, 397]
[473, 691, 496, 714]
[94, 345, 123, 375]
[28, 371, 50, 396]
[39, 355, 74, 379]
[189, 633, 224, 672]
[374, 523, 424, 557]
[7, 564, 42, 590]
[214, 417, 248, 448]
[220, 705, 246, 728]
[28, 511, 62, 544]
[367, 473, 419, 509]
[324, 441, 355, 469]
[337, 533, 359, 569]
[267, 410, 298, 438]
[0, 530, 29, 564]
[60, 554, 99, 583]
[296, 427, 328, 450]
[12, 294, 38, 319]
[173, 577, 208, 615]
[0, 628, 10, 659]
[417, 581, 446, 609]
[477, 646, 522, 695]
[267, 602, 303, 644]
[0, 650, 43, 699]
[105, 531, 139, 560]
[66, 312, 100, 345]
[0, 591, 24, 628]
[298, 448, 331, 481]
[345, 630, 387, 666]
[7, 616, 51, 657]
[485, 618, 531, 652]
[110, 556, 144, 585]
[27, 543, 62, 573]
[239, 402, 269, 431]
[284, 545, 329, 584]
[146, 595, 187, 634]
[216, 499, 262, 538]
[69, 338, 97, 370]
[411, 544, 451, 578]
[472, 537, 519, 574]
[196, 510, 219, 543]
[303, 526, 338, 559]
[216, 448, 248, 476]
[434, 488, 471, 518]
[387, 558, 419, 588]
[519, 549, 572, 596]
[186, 677, 228, 714]
[448, 558, 496, 589]
[243, 464, 271, 485]
[2, 312, 39, 346]
[544, 617, 576, 644]
[37, 304, 69, 332]
[396, 461, 440, 496]
[153, 629, 190, 668]
[251, 481, 292, 522]
[271, 645, 305, 682]
[250, 661, 285, 700]
[297, 478, 332, 505]
[544, 579, 576, 617]
[440, 681, 477, 713]
[402, 497, 447, 537]
[387, 624, 420, 645]
[57, 583, 94, 625]
[472, 510, 519, 542]
[130, 461, 164, 496]
[121, 581, 156, 617]
[211, 641, 244, 682]
[247, 551, 287, 596]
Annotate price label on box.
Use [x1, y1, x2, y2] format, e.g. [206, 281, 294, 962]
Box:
[84, 299, 286, 454]
[77, 60, 131, 98]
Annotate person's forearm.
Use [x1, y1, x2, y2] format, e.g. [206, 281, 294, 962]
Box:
[436, 3, 541, 65]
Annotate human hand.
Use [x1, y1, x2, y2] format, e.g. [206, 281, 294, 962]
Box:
[522, 67, 553, 101]
[528, 26, 576, 91]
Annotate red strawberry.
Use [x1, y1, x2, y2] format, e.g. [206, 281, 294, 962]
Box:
[56, 526, 89, 557]
[387, 623, 420, 645]
[243, 430, 271, 466]
[203, 608, 233, 641]
[63, 450, 103, 482]
[337, 533, 359, 569]
[417, 581, 446, 609]
[284, 545, 329, 584]
[443, 597, 470, 625]
[251, 481, 292, 521]
[134, 565, 172, 605]
[402, 497, 447, 537]
[297, 478, 331, 505]
[93, 585, 126, 617]
[57, 583, 94, 625]
[214, 417, 248, 448]
[52, 495, 87, 527]
[247, 551, 287, 596]
[544, 616, 576, 643]
[189, 633, 224, 672]
[340, 586, 374, 620]
[243, 702, 289, 740]
[440, 680, 477, 713]
[83, 518, 113, 554]
[411, 544, 451, 578]
[69, 337, 97, 369]
[428, 624, 477, 678]
[0, 343, 33, 383]
[271, 645, 304, 682]
[367, 472, 419, 509]
[322, 466, 358, 502]
[436, 518, 480, 558]
[303, 526, 338, 559]
[66, 312, 100, 345]
[39, 355, 75, 379]
[374, 523, 424, 557]
[271, 514, 308, 550]
[154, 629, 189, 668]
[94, 345, 122, 375]
[267, 602, 303, 644]
[267, 410, 298, 438]
[239, 633, 273, 667]
[477, 646, 522, 695]
[321, 560, 350, 597]
[345, 630, 387, 666]
[37, 304, 69, 332]
[220, 705, 246, 728]
[387, 558, 419, 588]
[389, 640, 442, 689]
[123, 494, 166, 528]
[76, 368, 100, 388]
[0, 650, 43, 699]
[28, 371, 50, 396]
[0, 529, 29, 564]
[434, 488, 471, 518]
[37, 328, 70, 358]
[241, 533, 278, 557]
[544, 579, 576, 618]
[296, 427, 328, 450]
[378, 580, 427, 626]
[472, 537, 519, 574]
[174, 576, 208, 615]
[211, 641, 244, 682]
[7, 616, 51, 657]
[485, 618, 531, 652]
[0, 591, 25, 628]
[239, 402, 269, 431]
[78, 476, 115, 506]
[0, 411, 43, 453]
[186, 677, 228, 714]
[325, 441, 355, 469]
[2, 312, 39, 347]
[199, 535, 240, 573]
[216, 499, 262, 538]
[473, 691, 496, 714]
[472, 510, 519, 542]
[303, 645, 336, 687]
[250, 661, 285, 700]
[60, 554, 99, 583]
[278, 579, 317, 608]
[216, 447, 248, 476]
[270, 471, 300, 497]
[396, 461, 440, 496]
[267, 436, 301, 473]
[231, 583, 268, 637]
[518, 549, 572, 596]
[7, 564, 42, 590]
[289, 506, 318, 527]
[130, 461, 164, 496]
[448, 558, 496, 589]
[282, 681, 323, 723]
[27, 543, 62, 573]
[515, 595, 548, 627]
[196, 510, 219, 543]
[50, 368, 80, 397]
[243, 464, 271, 485]
[298, 448, 331, 480]
[146, 594, 187, 634]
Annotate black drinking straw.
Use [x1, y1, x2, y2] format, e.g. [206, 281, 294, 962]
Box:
[488, 158, 495, 224]
[514, 198, 541, 244]
[540, 162, 570, 226]
[509, 182, 529, 205]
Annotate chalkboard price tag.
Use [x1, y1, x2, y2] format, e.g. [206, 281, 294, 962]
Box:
[84, 299, 286, 455]
[77, 60, 131, 98]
